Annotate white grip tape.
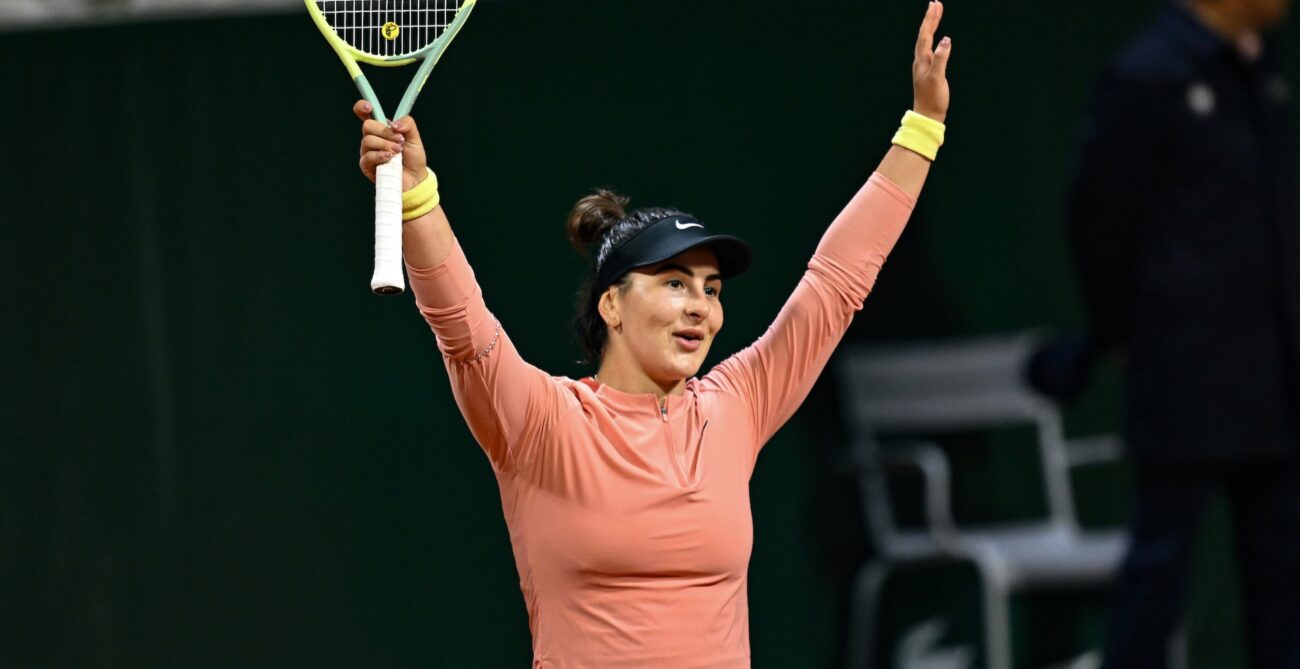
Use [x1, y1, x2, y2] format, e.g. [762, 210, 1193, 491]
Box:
[371, 155, 405, 294]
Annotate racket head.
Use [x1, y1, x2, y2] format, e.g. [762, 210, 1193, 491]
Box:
[305, 0, 476, 68]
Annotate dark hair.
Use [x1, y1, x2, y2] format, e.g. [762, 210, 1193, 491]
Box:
[566, 189, 690, 365]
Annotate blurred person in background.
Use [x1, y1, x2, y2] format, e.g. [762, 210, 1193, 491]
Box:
[1064, 0, 1300, 666]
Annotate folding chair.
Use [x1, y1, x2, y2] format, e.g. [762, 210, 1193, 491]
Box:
[835, 331, 1127, 669]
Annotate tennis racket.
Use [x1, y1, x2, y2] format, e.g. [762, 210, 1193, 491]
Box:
[306, 0, 477, 295]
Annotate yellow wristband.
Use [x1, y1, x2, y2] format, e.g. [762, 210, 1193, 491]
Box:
[891, 110, 946, 161]
[402, 168, 441, 221]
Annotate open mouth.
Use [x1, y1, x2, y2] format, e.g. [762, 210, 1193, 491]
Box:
[673, 330, 705, 351]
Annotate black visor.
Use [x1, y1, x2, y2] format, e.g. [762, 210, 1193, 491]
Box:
[594, 215, 752, 296]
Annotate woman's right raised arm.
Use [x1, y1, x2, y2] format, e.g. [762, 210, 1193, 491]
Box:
[355, 101, 562, 471]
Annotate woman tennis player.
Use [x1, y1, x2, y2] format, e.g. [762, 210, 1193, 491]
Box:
[354, 4, 951, 667]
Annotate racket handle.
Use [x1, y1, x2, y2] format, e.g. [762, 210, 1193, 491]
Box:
[371, 155, 405, 295]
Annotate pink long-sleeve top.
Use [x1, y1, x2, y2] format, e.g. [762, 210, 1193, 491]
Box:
[408, 173, 915, 668]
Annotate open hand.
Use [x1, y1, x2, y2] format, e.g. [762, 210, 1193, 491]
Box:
[354, 100, 429, 192]
[912, 1, 951, 123]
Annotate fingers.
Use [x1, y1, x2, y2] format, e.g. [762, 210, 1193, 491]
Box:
[360, 149, 398, 175]
[932, 35, 952, 79]
[361, 118, 407, 151]
[353, 99, 375, 121]
[360, 132, 404, 157]
[390, 116, 423, 146]
[914, 1, 941, 62]
[911, 2, 951, 122]
[353, 104, 425, 183]
[358, 115, 404, 177]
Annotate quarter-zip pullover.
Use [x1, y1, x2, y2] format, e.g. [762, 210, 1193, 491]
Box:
[407, 172, 915, 668]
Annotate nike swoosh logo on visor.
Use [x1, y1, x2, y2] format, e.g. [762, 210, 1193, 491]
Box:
[676, 222, 704, 230]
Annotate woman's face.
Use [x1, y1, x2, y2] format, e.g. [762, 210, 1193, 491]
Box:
[601, 246, 725, 389]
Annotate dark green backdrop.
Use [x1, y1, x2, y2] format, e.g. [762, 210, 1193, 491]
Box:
[2, 1, 1294, 667]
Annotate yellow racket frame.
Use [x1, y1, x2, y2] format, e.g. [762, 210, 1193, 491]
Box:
[305, 0, 477, 124]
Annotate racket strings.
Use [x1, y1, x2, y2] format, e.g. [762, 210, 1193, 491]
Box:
[318, 0, 461, 58]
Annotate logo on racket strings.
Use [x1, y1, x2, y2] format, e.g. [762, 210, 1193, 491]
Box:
[382, 22, 400, 40]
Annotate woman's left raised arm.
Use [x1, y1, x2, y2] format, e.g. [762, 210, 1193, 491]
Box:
[702, 2, 951, 455]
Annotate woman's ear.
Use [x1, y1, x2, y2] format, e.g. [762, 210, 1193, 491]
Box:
[598, 287, 622, 332]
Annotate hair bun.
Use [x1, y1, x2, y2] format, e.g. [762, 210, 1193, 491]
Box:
[566, 189, 629, 254]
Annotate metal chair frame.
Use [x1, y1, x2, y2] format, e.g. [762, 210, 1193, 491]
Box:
[836, 332, 1127, 669]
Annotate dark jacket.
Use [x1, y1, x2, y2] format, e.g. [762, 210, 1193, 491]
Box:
[1067, 4, 1300, 463]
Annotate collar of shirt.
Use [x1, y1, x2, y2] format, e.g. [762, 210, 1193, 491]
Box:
[580, 376, 694, 419]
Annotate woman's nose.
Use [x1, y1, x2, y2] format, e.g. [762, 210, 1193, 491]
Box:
[685, 288, 710, 321]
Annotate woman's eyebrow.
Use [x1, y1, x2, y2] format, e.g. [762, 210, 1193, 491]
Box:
[652, 263, 722, 281]
[653, 263, 693, 276]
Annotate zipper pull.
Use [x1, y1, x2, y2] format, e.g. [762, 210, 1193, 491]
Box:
[660, 399, 668, 422]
